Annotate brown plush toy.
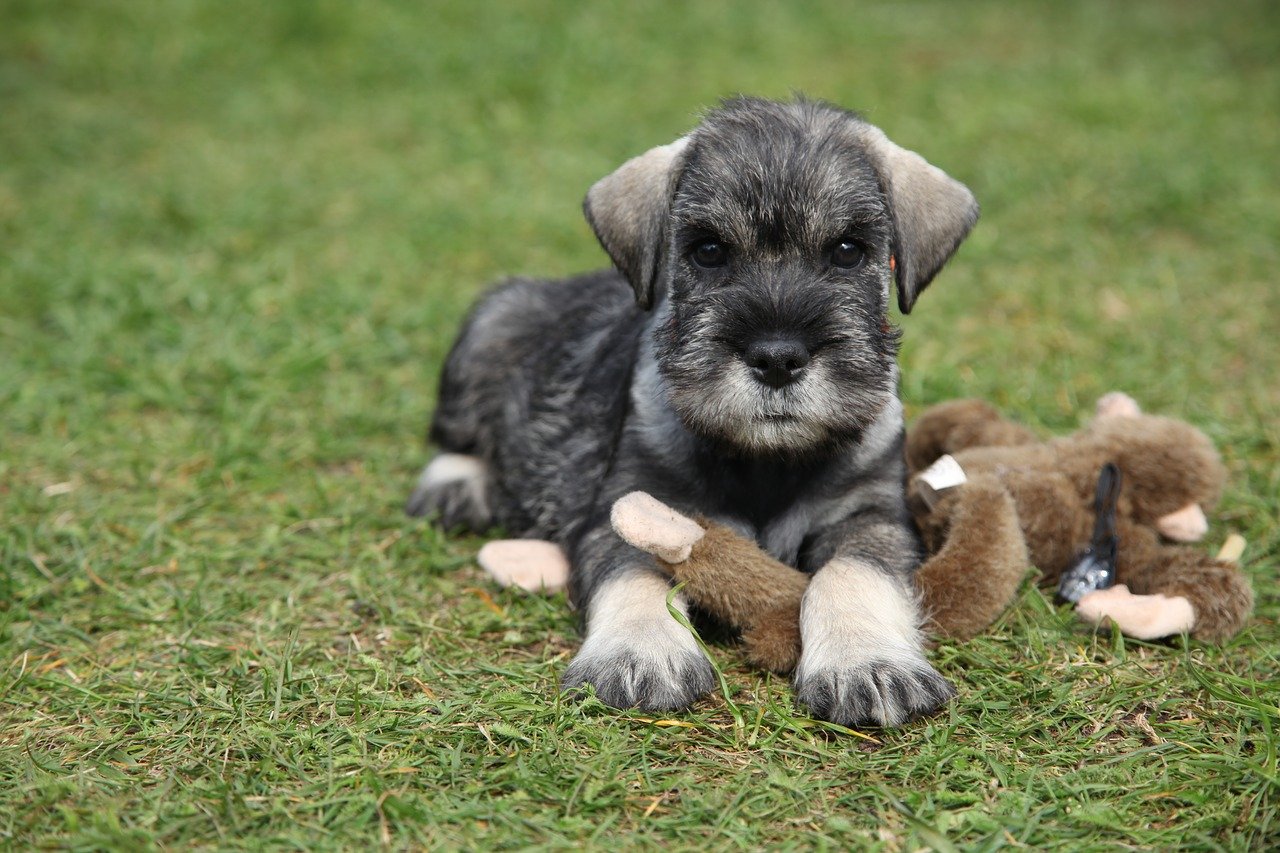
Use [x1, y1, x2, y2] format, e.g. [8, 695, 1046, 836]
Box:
[906, 391, 1251, 643]
[476, 393, 1253, 674]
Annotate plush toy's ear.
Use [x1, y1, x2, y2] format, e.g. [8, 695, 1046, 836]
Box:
[857, 125, 979, 314]
[1095, 392, 1143, 420]
[583, 137, 690, 310]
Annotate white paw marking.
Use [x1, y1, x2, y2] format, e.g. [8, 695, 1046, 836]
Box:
[416, 453, 489, 516]
[799, 558, 922, 653]
[795, 559, 952, 727]
[563, 571, 713, 710]
[420, 453, 485, 487]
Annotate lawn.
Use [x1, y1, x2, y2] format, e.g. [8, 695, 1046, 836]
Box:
[2, 0, 1277, 848]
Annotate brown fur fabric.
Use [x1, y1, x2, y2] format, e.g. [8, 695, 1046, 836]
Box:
[740, 602, 805, 675]
[906, 399, 1250, 643]
[677, 521, 810, 631]
[905, 399, 1039, 473]
[913, 474, 1029, 641]
[646, 395, 1251, 671]
[1110, 519, 1253, 642]
[659, 521, 808, 674]
[648, 471, 1031, 673]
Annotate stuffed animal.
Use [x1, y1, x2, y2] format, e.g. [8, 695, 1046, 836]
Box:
[476, 393, 1253, 674]
[904, 392, 1251, 644]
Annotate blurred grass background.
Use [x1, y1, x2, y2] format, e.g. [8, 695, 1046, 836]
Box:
[2, 0, 1277, 848]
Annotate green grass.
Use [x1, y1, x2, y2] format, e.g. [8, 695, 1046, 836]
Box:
[2, 0, 1278, 848]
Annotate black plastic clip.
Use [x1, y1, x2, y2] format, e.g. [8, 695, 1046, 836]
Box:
[1057, 462, 1122, 604]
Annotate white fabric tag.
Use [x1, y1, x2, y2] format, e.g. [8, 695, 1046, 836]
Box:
[920, 454, 968, 491]
[916, 454, 968, 511]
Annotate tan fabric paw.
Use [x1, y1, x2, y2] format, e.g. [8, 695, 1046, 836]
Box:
[610, 491, 706, 564]
[476, 540, 570, 593]
[1076, 584, 1195, 639]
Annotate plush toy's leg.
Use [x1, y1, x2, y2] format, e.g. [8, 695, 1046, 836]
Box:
[998, 470, 1091, 584]
[1183, 551, 1253, 642]
[679, 523, 809, 632]
[905, 399, 1039, 474]
[1076, 585, 1195, 640]
[913, 474, 1029, 641]
[741, 603, 804, 674]
[1081, 521, 1254, 642]
[611, 492, 809, 674]
[476, 540, 570, 593]
[1131, 525, 1249, 637]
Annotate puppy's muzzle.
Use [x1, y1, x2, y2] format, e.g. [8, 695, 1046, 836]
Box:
[744, 336, 810, 389]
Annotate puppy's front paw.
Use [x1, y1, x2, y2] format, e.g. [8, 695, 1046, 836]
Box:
[561, 603, 715, 711]
[796, 559, 955, 727]
[562, 645, 715, 711]
[794, 654, 955, 728]
[563, 570, 715, 711]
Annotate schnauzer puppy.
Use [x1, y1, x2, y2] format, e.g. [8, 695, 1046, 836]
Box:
[408, 97, 979, 727]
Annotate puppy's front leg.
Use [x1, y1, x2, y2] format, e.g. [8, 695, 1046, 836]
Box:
[561, 531, 715, 711]
[794, 512, 955, 727]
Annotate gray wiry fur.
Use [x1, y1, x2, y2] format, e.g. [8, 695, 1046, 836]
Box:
[409, 97, 977, 726]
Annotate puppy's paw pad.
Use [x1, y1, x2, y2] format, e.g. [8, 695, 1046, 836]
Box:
[562, 647, 715, 711]
[477, 540, 569, 593]
[610, 492, 705, 563]
[795, 658, 955, 728]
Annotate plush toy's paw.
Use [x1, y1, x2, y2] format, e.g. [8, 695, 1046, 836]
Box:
[1155, 502, 1209, 543]
[794, 654, 956, 729]
[1076, 584, 1195, 639]
[611, 492, 706, 563]
[476, 540, 569, 593]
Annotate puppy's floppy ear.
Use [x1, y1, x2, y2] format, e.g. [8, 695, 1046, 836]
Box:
[584, 137, 689, 309]
[858, 126, 979, 314]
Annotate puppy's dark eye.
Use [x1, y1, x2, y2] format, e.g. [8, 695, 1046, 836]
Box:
[831, 241, 865, 269]
[691, 241, 729, 269]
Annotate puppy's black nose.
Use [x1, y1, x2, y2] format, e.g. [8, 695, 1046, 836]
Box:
[744, 337, 810, 388]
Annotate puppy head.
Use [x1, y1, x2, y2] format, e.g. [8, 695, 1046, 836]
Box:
[586, 97, 979, 454]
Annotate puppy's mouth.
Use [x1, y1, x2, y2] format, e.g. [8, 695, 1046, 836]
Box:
[672, 364, 848, 454]
[658, 332, 895, 456]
